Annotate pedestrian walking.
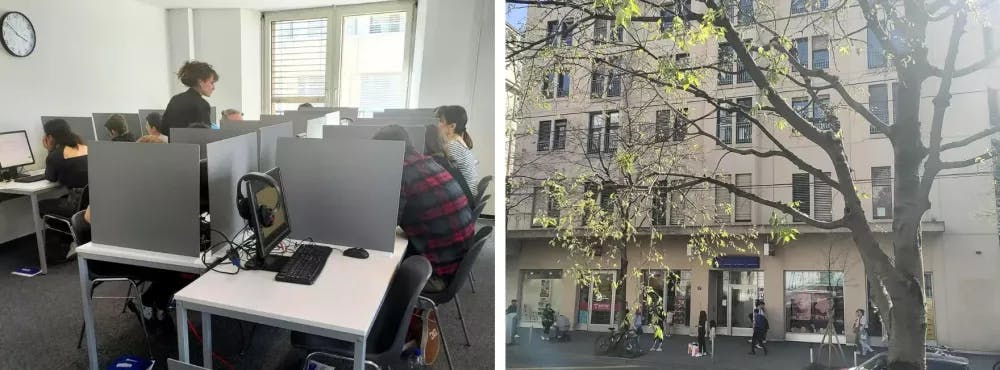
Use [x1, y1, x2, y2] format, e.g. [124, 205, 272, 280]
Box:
[854, 308, 874, 356]
[507, 300, 520, 341]
[651, 322, 664, 352]
[749, 301, 769, 355]
[541, 304, 555, 340]
[697, 310, 708, 357]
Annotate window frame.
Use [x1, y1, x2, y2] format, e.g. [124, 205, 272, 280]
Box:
[871, 166, 893, 220]
[587, 111, 620, 154]
[262, 1, 417, 114]
[811, 35, 829, 69]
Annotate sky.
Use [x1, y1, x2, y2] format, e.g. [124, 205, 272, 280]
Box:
[506, 3, 527, 31]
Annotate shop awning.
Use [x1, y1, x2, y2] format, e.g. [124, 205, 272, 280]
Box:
[714, 256, 761, 269]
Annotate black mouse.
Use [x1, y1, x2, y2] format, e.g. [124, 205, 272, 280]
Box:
[343, 247, 369, 259]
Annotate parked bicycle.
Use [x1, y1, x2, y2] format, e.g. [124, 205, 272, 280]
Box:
[594, 327, 641, 358]
[925, 344, 954, 356]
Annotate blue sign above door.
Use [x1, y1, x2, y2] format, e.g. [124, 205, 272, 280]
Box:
[714, 256, 761, 269]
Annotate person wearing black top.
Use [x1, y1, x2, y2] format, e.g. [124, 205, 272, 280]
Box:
[104, 114, 135, 142]
[161, 60, 218, 135]
[40, 119, 89, 218]
[697, 310, 708, 356]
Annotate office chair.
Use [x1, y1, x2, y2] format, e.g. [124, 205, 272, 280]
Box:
[292, 256, 433, 370]
[475, 176, 492, 206]
[70, 210, 153, 359]
[42, 185, 89, 259]
[465, 200, 488, 295]
[421, 226, 493, 351]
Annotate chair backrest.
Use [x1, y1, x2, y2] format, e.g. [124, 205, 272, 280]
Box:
[472, 201, 486, 220]
[70, 210, 91, 245]
[76, 185, 90, 212]
[475, 176, 493, 203]
[369, 255, 432, 354]
[438, 226, 492, 299]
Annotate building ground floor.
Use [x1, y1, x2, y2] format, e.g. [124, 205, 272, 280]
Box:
[505, 229, 1000, 353]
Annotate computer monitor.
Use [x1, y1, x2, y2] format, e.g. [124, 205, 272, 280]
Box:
[247, 167, 290, 266]
[0, 130, 35, 170]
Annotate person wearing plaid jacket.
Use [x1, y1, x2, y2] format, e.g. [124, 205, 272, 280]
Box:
[374, 125, 475, 290]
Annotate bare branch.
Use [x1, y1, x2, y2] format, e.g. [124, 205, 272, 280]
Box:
[940, 126, 1000, 151]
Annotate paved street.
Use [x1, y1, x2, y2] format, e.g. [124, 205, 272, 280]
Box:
[506, 328, 1000, 370]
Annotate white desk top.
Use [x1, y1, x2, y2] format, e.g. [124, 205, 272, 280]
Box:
[76, 242, 228, 275]
[173, 230, 408, 337]
[0, 170, 59, 194]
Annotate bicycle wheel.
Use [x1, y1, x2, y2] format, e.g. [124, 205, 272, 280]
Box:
[594, 335, 611, 355]
[622, 335, 641, 358]
[992, 360, 1000, 370]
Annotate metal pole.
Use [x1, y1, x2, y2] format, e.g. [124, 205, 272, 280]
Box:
[854, 350, 858, 366]
[528, 326, 533, 345]
[810, 346, 814, 364]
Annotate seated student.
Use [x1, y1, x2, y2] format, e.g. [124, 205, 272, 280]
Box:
[435, 105, 479, 195]
[104, 114, 136, 142]
[372, 125, 475, 291]
[143, 112, 169, 143]
[424, 123, 475, 207]
[298, 102, 313, 109]
[222, 108, 243, 122]
[41, 119, 89, 217]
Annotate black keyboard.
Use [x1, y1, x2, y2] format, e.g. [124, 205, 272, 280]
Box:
[275, 243, 332, 285]
[13, 174, 45, 183]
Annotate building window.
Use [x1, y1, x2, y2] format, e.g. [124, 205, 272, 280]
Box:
[542, 73, 554, 99]
[717, 108, 733, 144]
[640, 270, 692, 327]
[594, 19, 624, 43]
[736, 42, 753, 83]
[790, 0, 807, 14]
[791, 0, 827, 14]
[735, 173, 752, 222]
[718, 43, 734, 85]
[673, 108, 688, 141]
[872, 166, 892, 219]
[792, 173, 811, 222]
[793, 37, 809, 67]
[537, 119, 567, 151]
[734, 97, 753, 144]
[588, 111, 620, 154]
[792, 173, 831, 221]
[812, 95, 834, 131]
[520, 269, 564, 324]
[715, 174, 733, 224]
[591, 61, 606, 98]
[738, 0, 754, 25]
[676, 53, 690, 67]
[812, 35, 829, 69]
[652, 180, 669, 226]
[532, 186, 560, 228]
[607, 57, 622, 97]
[268, 18, 329, 113]
[869, 84, 889, 133]
[539, 72, 569, 99]
[557, 73, 570, 97]
[814, 173, 832, 221]
[552, 120, 567, 150]
[792, 97, 810, 119]
[590, 58, 621, 98]
[867, 28, 885, 68]
[547, 20, 560, 46]
[561, 19, 575, 46]
[924, 272, 933, 299]
[669, 179, 685, 225]
[785, 271, 845, 334]
[537, 121, 551, 151]
[655, 109, 671, 142]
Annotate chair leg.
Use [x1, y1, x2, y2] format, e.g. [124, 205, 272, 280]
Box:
[454, 296, 471, 347]
[468, 271, 476, 294]
[121, 284, 133, 313]
[434, 305, 455, 370]
[126, 281, 154, 360]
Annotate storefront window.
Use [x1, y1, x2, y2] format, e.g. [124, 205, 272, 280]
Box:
[640, 269, 691, 327]
[785, 271, 845, 334]
[520, 269, 563, 324]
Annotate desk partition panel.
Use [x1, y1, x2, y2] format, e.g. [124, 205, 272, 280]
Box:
[300, 106, 359, 120]
[377, 108, 436, 117]
[206, 132, 258, 250]
[92, 113, 141, 141]
[282, 111, 326, 135]
[40, 116, 97, 143]
[88, 142, 200, 256]
[356, 117, 437, 127]
[137, 109, 165, 136]
[323, 125, 426, 154]
[276, 137, 404, 252]
[258, 122, 293, 170]
[171, 128, 258, 159]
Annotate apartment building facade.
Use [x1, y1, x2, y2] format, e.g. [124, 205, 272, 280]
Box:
[506, 0, 1000, 352]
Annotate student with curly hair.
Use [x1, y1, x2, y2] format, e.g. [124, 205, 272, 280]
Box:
[161, 60, 218, 135]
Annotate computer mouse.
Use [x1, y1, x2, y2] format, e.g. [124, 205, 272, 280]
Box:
[343, 247, 369, 259]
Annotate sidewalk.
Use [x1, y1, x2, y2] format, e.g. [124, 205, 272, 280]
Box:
[506, 328, 1000, 370]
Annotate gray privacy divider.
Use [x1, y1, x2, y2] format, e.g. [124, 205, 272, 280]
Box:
[353, 117, 437, 127]
[40, 116, 97, 143]
[171, 128, 258, 160]
[259, 114, 292, 125]
[137, 109, 165, 136]
[276, 137, 404, 252]
[282, 110, 327, 135]
[258, 121, 293, 170]
[377, 108, 436, 117]
[92, 113, 141, 141]
[206, 132, 258, 250]
[89, 141, 200, 257]
[300, 106, 359, 120]
[323, 125, 426, 154]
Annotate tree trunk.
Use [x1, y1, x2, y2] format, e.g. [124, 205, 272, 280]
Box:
[617, 250, 629, 327]
[885, 276, 927, 370]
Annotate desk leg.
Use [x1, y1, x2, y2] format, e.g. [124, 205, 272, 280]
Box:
[202, 311, 213, 369]
[177, 302, 190, 363]
[78, 257, 98, 370]
[30, 193, 47, 274]
[354, 337, 366, 370]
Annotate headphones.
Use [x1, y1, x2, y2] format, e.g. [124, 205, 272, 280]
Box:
[236, 172, 282, 228]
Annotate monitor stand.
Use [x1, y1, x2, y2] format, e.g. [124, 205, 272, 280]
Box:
[261, 254, 290, 272]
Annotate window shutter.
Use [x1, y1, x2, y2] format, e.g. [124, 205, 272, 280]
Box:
[270, 18, 328, 112]
[656, 109, 671, 142]
[869, 84, 888, 134]
[715, 174, 733, 224]
[669, 179, 685, 226]
[553, 120, 567, 150]
[792, 173, 811, 221]
[814, 174, 832, 221]
[537, 121, 552, 151]
[872, 166, 893, 219]
[735, 174, 752, 222]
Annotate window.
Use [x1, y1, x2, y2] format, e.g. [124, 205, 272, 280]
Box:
[337, 9, 411, 116]
[869, 84, 889, 133]
[268, 18, 329, 113]
[738, 0, 754, 25]
[675, 53, 690, 67]
[718, 44, 734, 85]
[793, 38, 809, 67]
[547, 21, 560, 46]
[557, 73, 570, 97]
[792, 173, 811, 222]
[594, 19, 624, 43]
[717, 108, 733, 144]
[588, 111, 620, 154]
[867, 28, 885, 68]
[812, 95, 833, 131]
[872, 166, 892, 219]
[669, 179, 685, 225]
[812, 36, 829, 69]
[543, 72, 570, 99]
[814, 173, 832, 221]
[790, 0, 807, 14]
[607, 57, 622, 97]
[673, 108, 687, 141]
[640, 270, 692, 327]
[785, 271, 845, 334]
[791, 0, 827, 14]
[735, 173, 752, 222]
[652, 180, 670, 225]
[599, 183, 617, 212]
[660, 8, 672, 32]
[553, 120, 567, 150]
[734, 97, 753, 144]
[736, 44, 753, 83]
[655, 109, 671, 142]
[591, 61, 606, 98]
[715, 174, 733, 223]
[531, 187, 559, 227]
[792, 97, 810, 122]
[561, 19, 575, 46]
[590, 58, 621, 98]
[537, 121, 551, 151]
[924, 272, 933, 299]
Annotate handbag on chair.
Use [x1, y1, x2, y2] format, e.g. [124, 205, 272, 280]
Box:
[406, 308, 442, 365]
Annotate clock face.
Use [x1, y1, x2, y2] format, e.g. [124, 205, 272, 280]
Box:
[2, 12, 35, 57]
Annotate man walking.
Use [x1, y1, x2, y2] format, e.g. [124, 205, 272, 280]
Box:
[854, 308, 874, 356]
[750, 301, 769, 355]
[507, 300, 520, 342]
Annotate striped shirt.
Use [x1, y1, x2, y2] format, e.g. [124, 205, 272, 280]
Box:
[445, 139, 479, 196]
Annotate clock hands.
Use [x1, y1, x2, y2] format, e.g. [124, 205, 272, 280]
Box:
[2, 23, 30, 43]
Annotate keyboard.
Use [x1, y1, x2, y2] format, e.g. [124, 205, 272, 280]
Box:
[275, 243, 332, 285]
[13, 174, 46, 183]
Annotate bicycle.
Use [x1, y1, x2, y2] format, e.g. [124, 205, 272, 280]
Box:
[594, 327, 641, 358]
[993, 359, 1000, 370]
[925, 344, 954, 356]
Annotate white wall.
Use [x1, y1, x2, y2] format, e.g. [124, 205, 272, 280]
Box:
[0, 0, 172, 242]
[240, 9, 262, 118]
[412, 0, 495, 214]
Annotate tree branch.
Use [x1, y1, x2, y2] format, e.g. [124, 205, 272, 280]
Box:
[940, 126, 1000, 151]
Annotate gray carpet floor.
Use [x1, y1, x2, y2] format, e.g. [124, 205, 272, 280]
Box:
[0, 221, 494, 369]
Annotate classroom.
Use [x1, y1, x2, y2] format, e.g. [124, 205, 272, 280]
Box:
[0, 0, 495, 369]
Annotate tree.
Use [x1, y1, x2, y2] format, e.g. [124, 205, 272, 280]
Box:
[507, 0, 1000, 368]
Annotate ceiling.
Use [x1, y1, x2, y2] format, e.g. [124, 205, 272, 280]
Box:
[136, 0, 378, 11]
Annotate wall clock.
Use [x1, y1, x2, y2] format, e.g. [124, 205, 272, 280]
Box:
[1, 11, 36, 57]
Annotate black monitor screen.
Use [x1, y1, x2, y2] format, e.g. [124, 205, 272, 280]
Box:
[248, 168, 289, 258]
[0, 130, 35, 169]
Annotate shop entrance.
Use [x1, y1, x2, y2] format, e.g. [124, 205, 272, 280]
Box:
[575, 270, 618, 331]
[708, 270, 764, 336]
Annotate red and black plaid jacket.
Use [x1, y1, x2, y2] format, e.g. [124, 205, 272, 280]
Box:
[398, 152, 475, 279]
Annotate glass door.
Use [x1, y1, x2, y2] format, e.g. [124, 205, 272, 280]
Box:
[730, 286, 756, 336]
[574, 271, 617, 331]
[712, 270, 764, 336]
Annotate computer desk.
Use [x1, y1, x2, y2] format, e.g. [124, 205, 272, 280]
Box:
[0, 169, 63, 274]
[171, 231, 408, 370]
[75, 241, 231, 370]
